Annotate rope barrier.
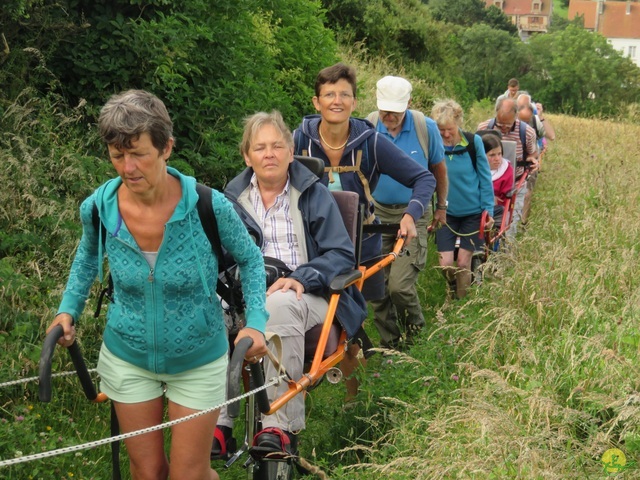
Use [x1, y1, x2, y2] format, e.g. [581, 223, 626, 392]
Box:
[0, 373, 285, 468]
[0, 369, 97, 389]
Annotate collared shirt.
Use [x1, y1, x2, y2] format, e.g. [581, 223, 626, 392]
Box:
[248, 173, 301, 270]
[477, 118, 537, 177]
[372, 111, 445, 205]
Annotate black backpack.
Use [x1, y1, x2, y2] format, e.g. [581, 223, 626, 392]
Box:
[91, 183, 243, 318]
[444, 131, 478, 170]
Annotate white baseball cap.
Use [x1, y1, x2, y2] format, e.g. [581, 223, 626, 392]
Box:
[376, 76, 412, 113]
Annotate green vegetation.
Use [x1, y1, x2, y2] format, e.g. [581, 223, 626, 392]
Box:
[1, 0, 640, 478]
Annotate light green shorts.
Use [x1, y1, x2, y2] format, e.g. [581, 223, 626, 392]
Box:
[97, 344, 228, 411]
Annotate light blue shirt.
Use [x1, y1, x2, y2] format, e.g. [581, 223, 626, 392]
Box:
[372, 111, 445, 205]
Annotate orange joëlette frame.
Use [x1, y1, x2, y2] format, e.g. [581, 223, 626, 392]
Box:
[264, 235, 406, 416]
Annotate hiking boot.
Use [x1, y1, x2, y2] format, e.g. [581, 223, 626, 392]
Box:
[210, 425, 236, 460]
[250, 427, 298, 460]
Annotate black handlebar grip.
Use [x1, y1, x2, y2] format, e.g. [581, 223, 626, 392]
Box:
[227, 337, 252, 418]
[39, 325, 64, 402]
[68, 342, 99, 401]
[248, 361, 270, 414]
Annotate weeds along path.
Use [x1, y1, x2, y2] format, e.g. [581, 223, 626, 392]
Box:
[341, 115, 640, 479]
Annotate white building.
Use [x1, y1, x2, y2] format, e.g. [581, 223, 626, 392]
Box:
[569, 0, 640, 67]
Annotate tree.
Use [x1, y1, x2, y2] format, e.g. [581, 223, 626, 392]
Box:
[429, 0, 517, 35]
[1, 0, 337, 188]
[524, 25, 640, 115]
[458, 23, 528, 100]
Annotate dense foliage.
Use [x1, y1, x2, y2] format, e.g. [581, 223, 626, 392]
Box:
[2, 0, 337, 187]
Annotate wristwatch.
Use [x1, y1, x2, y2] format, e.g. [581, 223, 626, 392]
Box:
[436, 200, 448, 210]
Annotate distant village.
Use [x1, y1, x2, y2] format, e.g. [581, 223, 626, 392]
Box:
[486, 0, 640, 67]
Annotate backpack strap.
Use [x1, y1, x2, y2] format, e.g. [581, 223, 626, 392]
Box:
[92, 203, 113, 318]
[445, 131, 477, 171]
[324, 149, 376, 224]
[195, 183, 223, 264]
[410, 110, 429, 161]
[462, 131, 477, 171]
[518, 120, 529, 161]
[365, 111, 379, 126]
[367, 110, 429, 161]
[194, 183, 245, 313]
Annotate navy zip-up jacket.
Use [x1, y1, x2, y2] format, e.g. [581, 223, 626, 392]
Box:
[225, 160, 367, 339]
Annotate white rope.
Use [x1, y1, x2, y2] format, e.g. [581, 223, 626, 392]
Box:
[0, 374, 285, 468]
[0, 369, 98, 388]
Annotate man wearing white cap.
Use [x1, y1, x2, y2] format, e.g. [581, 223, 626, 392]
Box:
[367, 75, 448, 349]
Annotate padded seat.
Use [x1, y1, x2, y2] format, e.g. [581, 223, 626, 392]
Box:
[304, 323, 341, 363]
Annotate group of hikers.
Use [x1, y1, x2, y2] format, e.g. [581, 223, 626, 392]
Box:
[45, 63, 554, 479]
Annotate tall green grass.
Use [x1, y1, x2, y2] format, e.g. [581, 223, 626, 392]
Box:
[322, 115, 640, 479]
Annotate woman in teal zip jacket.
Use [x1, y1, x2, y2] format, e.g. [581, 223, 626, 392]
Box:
[46, 90, 268, 480]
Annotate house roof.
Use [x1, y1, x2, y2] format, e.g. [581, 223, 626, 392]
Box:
[568, 0, 598, 27]
[484, 0, 552, 16]
[569, 0, 640, 39]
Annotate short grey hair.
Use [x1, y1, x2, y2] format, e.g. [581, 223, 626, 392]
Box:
[431, 99, 464, 127]
[240, 111, 293, 156]
[495, 97, 518, 115]
[98, 90, 173, 151]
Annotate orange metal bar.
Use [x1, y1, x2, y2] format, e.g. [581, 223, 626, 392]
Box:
[265, 236, 406, 416]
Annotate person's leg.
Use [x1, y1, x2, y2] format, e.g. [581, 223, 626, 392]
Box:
[436, 215, 459, 299]
[456, 213, 484, 299]
[388, 215, 429, 338]
[371, 231, 402, 347]
[342, 341, 365, 401]
[521, 173, 537, 225]
[113, 398, 169, 480]
[454, 248, 473, 299]
[97, 343, 169, 479]
[371, 202, 404, 348]
[168, 402, 220, 480]
[261, 290, 328, 433]
[507, 181, 527, 240]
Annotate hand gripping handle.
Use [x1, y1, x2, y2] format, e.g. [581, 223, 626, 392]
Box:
[39, 325, 106, 403]
[227, 337, 270, 418]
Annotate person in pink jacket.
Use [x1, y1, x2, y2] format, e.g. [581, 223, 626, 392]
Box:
[481, 132, 513, 229]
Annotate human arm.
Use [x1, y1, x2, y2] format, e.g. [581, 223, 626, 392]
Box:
[213, 190, 269, 340]
[536, 103, 555, 141]
[430, 161, 448, 225]
[288, 183, 357, 295]
[371, 134, 436, 237]
[51, 195, 101, 345]
[524, 124, 539, 172]
[426, 117, 448, 225]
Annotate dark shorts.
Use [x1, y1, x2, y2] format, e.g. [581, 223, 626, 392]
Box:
[436, 213, 485, 252]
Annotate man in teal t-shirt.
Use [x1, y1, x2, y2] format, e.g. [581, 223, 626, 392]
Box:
[367, 76, 447, 350]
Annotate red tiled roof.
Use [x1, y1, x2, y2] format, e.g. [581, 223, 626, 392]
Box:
[484, 0, 552, 16]
[568, 0, 597, 28]
[569, 1, 640, 39]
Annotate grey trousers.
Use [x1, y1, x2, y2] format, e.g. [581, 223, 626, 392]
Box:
[218, 290, 328, 433]
[371, 201, 429, 347]
[507, 179, 528, 240]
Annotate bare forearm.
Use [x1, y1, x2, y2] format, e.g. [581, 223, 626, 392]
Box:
[430, 161, 448, 205]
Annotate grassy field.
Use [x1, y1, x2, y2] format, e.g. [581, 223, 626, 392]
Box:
[1, 112, 639, 479]
[314, 114, 640, 479]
